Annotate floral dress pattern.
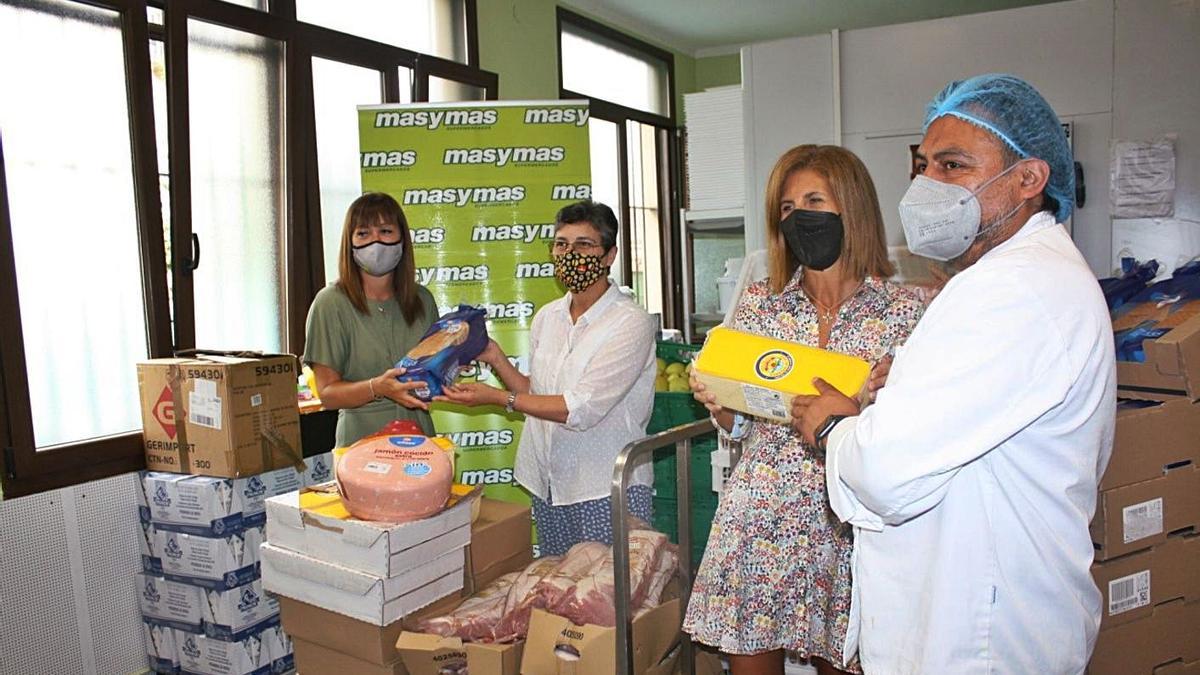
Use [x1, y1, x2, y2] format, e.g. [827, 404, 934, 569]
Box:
[683, 271, 923, 669]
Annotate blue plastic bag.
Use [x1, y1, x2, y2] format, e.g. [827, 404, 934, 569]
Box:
[396, 305, 489, 400]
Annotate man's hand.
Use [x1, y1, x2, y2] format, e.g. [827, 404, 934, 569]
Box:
[791, 378, 861, 446]
[867, 356, 893, 403]
[434, 382, 507, 408]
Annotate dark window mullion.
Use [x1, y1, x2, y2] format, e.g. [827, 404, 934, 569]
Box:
[0, 134, 37, 488]
[285, 38, 312, 356]
[123, 0, 172, 358]
[165, 0, 195, 351]
[616, 119, 633, 288]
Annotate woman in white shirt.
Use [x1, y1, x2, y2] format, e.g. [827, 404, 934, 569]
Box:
[436, 200, 657, 556]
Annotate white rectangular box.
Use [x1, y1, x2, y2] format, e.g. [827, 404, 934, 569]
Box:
[138, 573, 203, 631]
[301, 452, 333, 486]
[146, 467, 304, 537]
[143, 619, 180, 674]
[264, 488, 474, 577]
[158, 525, 264, 590]
[259, 541, 465, 626]
[175, 624, 276, 675]
[140, 519, 164, 575]
[261, 622, 295, 674]
[201, 578, 280, 641]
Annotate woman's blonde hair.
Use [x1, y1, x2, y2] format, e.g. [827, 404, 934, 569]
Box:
[764, 145, 894, 293]
[336, 192, 425, 324]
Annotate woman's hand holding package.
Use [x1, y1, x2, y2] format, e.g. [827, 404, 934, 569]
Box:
[436, 382, 507, 408]
[791, 377, 860, 447]
[373, 367, 430, 411]
[690, 369, 737, 432]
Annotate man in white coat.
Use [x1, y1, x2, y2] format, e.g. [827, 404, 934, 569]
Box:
[793, 73, 1116, 674]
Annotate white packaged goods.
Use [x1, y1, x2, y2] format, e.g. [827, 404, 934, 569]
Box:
[158, 525, 264, 590]
[264, 488, 474, 577]
[145, 468, 304, 537]
[140, 519, 164, 575]
[301, 452, 333, 486]
[201, 578, 280, 641]
[138, 573, 204, 630]
[174, 624, 277, 675]
[261, 622, 295, 674]
[143, 618, 180, 674]
[260, 542, 464, 626]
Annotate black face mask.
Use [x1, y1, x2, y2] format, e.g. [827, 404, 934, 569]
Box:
[780, 209, 844, 271]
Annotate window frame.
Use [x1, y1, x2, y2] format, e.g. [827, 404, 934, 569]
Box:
[555, 7, 682, 330]
[0, 0, 492, 498]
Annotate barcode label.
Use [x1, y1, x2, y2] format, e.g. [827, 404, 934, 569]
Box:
[188, 386, 223, 430]
[1122, 498, 1164, 544]
[1108, 570, 1151, 615]
[742, 384, 787, 421]
[250, 393, 263, 407]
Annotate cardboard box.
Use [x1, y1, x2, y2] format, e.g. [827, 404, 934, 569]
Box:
[158, 525, 265, 590]
[174, 622, 282, 675]
[520, 599, 681, 675]
[264, 486, 476, 577]
[1115, 311, 1200, 401]
[292, 638, 404, 675]
[143, 618, 181, 674]
[145, 468, 304, 537]
[260, 542, 465, 625]
[202, 578, 281, 641]
[137, 354, 303, 477]
[275, 538, 532, 670]
[395, 632, 524, 675]
[138, 573, 204, 631]
[1104, 399, 1200, 491]
[1092, 534, 1200, 629]
[1088, 600, 1200, 675]
[468, 499, 533, 588]
[1092, 465, 1200, 560]
[692, 326, 870, 422]
[302, 452, 334, 486]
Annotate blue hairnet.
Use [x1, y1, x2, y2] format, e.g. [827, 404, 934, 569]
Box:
[924, 74, 1074, 223]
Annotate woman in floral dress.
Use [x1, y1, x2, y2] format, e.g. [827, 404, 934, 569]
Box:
[684, 145, 924, 675]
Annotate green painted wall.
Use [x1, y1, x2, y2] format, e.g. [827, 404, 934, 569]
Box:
[695, 53, 741, 89]
[476, 1, 698, 120]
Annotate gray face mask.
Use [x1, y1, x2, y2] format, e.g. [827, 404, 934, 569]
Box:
[899, 160, 1029, 261]
[352, 240, 404, 276]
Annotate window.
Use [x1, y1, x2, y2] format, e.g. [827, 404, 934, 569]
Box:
[557, 8, 679, 327]
[0, 0, 492, 498]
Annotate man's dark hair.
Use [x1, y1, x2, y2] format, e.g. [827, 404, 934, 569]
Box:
[555, 200, 619, 252]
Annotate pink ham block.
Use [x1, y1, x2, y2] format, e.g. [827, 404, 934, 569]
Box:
[336, 434, 452, 523]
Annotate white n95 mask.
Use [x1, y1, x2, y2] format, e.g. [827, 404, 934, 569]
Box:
[899, 162, 1027, 261]
[352, 240, 404, 276]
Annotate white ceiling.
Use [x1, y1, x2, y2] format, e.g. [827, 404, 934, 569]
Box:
[560, 0, 1067, 56]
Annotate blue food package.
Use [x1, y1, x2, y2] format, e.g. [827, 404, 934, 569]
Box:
[395, 305, 489, 399]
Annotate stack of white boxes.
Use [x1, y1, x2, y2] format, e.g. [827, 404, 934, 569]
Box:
[260, 484, 474, 673]
[136, 453, 333, 674]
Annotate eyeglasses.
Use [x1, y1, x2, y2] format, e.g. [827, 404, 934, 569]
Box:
[551, 239, 604, 255]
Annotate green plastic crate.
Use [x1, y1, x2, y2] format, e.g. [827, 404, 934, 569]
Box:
[649, 341, 709, 434]
[652, 433, 718, 497]
[652, 495, 720, 567]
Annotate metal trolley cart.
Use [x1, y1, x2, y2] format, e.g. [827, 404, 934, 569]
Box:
[610, 418, 720, 675]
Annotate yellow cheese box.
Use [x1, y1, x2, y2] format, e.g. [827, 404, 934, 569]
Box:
[692, 326, 871, 422]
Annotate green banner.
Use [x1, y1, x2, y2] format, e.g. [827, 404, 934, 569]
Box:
[359, 101, 592, 505]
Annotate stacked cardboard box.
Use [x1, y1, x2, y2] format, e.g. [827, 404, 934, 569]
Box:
[135, 454, 331, 674]
[1089, 314, 1200, 675]
[262, 487, 531, 673]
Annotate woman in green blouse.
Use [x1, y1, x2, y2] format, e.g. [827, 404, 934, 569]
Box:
[302, 192, 438, 446]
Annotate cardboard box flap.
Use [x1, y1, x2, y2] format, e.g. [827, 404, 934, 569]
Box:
[1118, 312, 1200, 399]
[397, 632, 465, 651]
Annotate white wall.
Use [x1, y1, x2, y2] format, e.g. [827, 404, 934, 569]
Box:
[742, 0, 1200, 279]
[1110, 0, 1200, 273]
